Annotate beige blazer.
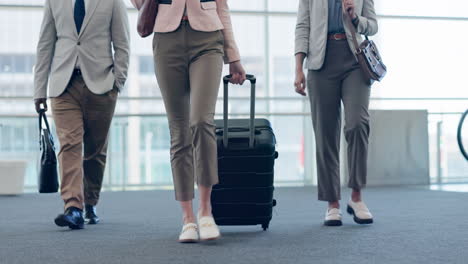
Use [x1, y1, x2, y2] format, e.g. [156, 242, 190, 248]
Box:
[295, 0, 378, 70]
[131, 0, 240, 63]
[34, 0, 130, 100]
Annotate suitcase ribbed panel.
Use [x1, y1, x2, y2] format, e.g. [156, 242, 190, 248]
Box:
[214, 217, 273, 226]
[217, 171, 274, 187]
[212, 203, 274, 218]
[215, 119, 276, 157]
[213, 117, 277, 229]
[218, 154, 276, 173]
[211, 186, 274, 203]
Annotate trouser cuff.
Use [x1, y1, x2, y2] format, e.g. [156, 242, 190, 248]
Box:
[348, 183, 366, 190]
[197, 179, 219, 188]
[84, 199, 98, 206]
[175, 191, 195, 202]
[318, 193, 341, 202]
[65, 199, 83, 210]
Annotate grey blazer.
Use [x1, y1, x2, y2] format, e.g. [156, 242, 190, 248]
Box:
[34, 0, 130, 100]
[295, 0, 378, 70]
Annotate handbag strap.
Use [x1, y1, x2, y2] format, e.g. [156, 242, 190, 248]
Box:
[343, 11, 367, 53]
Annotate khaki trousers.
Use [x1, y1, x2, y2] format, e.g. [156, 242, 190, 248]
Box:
[307, 39, 371, 202]
[51, 73, 117, 210]
[153, 22, 224, 201]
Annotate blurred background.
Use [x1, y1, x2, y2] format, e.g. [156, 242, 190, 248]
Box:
[0, 0, 467, 192]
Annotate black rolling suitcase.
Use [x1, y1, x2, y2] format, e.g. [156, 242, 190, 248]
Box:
[212, 74, 278, 231]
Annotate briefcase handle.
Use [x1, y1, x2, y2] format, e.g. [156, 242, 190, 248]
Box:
[38, 110, 52, 145]
[222, 74, 256, 149]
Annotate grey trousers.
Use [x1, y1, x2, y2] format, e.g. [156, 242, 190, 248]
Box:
[307, 39, 371, 202]
[153, 22, 224, 201]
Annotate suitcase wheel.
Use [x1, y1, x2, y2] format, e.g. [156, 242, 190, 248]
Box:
[274, 151, 279, 159]
[262, 223, 269, 231]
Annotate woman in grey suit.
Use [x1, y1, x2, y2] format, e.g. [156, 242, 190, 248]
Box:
[294, 0, 378, 226]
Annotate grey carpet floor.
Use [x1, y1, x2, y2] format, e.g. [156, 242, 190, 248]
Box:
[1, 186, 468, 264]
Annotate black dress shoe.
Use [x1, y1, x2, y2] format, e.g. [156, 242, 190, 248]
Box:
[54, 207, 84, 229]
[85, 204, 100, 225]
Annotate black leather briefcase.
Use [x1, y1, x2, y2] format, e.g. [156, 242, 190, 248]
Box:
[38, 111, 59, 193]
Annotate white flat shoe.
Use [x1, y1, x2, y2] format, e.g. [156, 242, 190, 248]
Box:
[198, 214, 220, 241]
[347, 200, 374, 224]
[324, 208, 342, 226]
[178, 223, 199, 243]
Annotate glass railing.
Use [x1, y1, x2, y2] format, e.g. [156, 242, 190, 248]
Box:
[0, 109, 309, 191]
[1, 97, 467, 192]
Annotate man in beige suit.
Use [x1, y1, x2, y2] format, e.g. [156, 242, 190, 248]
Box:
[33, 0, 130, 229]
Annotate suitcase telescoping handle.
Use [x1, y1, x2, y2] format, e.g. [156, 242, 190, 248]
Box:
[222, 74, 256, 149]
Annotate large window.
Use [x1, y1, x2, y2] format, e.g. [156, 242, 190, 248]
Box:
[0, 0, 467, 190]
[0, 54, 35, 74]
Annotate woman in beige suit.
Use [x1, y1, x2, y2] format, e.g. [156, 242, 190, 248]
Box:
[294, 0, 378, 226]
[131, 0, 246, 242]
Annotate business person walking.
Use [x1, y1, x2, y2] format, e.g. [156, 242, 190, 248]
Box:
[294, 0, 377, 226]
[131, 0, 245, 243]
[34, 0, 130, 229]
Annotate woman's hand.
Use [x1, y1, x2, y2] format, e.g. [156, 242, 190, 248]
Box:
[294, 53, 307, 96]
[343, 0, 358, 19]
[229, 61, 246, 85]
[294, 69, 307, 96]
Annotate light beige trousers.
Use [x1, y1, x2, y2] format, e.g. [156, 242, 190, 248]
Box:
[153, 21, 224, 201]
